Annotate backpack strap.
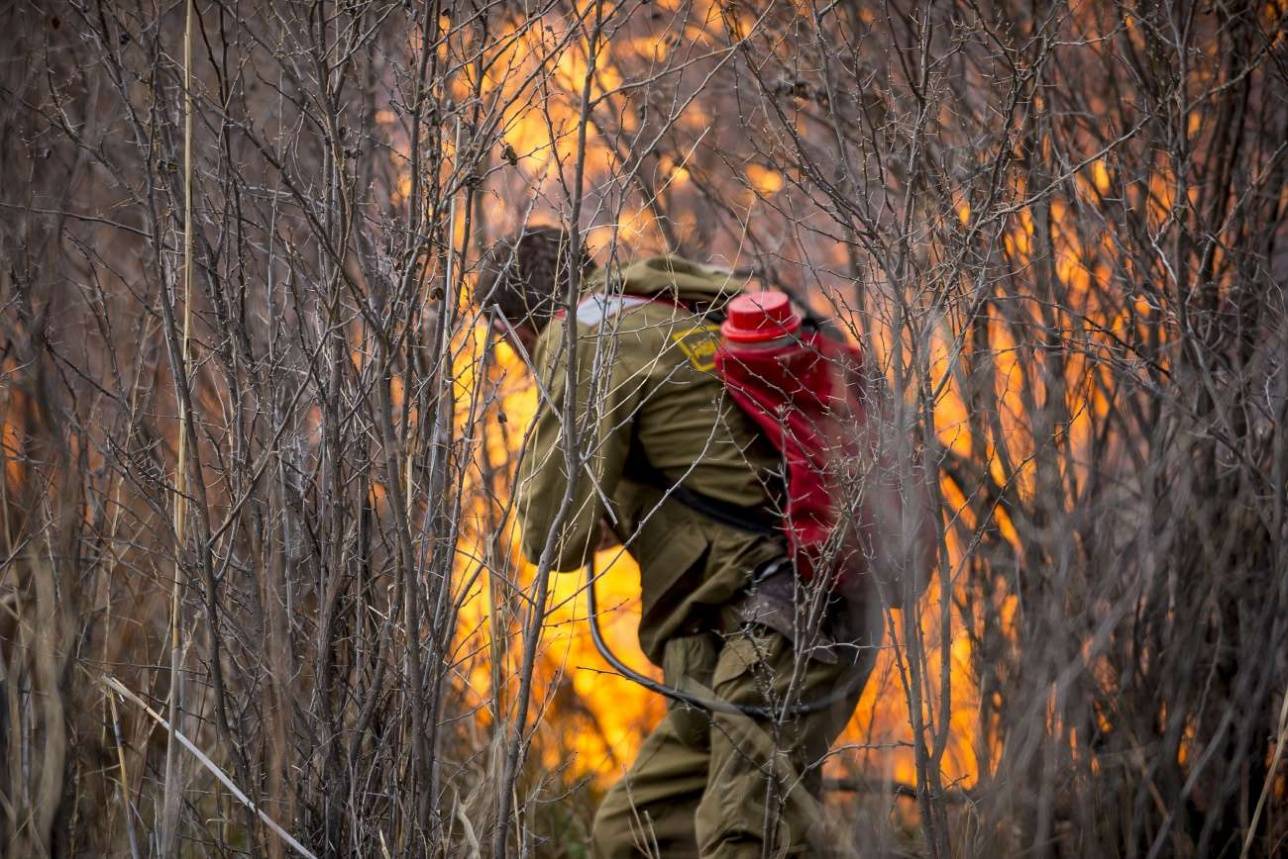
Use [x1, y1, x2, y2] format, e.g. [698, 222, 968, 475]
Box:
[624, 443, 779, 538]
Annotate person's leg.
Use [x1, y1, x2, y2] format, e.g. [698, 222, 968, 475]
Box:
[591, 711, 709, 858]
[592, 633, 722, 858]
[695, 625, 874, 859]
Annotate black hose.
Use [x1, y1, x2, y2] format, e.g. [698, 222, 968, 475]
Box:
[583, 559, 876, 719]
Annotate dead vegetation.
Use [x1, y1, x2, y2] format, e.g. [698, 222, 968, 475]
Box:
[0, 0, 1285, 856]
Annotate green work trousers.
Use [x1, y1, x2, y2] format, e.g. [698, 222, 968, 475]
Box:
[590, 624, 875, 858]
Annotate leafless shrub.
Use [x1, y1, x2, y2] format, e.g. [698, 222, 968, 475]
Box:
[0, 1, 1284, 857]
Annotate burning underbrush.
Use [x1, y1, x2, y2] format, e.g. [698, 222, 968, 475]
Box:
[1, 0, 1285, 856]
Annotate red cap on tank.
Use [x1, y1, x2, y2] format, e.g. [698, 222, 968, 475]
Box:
[721, 291, 801, 343]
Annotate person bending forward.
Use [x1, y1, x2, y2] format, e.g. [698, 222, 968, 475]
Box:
[479, 228, 881, 859]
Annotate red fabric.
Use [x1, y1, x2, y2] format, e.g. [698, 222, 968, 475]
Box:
[714, 331, 868, 583]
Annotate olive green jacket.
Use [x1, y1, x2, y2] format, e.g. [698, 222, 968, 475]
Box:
[516, 256, 783, 663]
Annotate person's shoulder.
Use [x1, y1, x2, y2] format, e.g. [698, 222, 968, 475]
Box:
[539, 252, 736, 342]
[573, 292, 672, 331]
[616, 255, 738, 293]
[531, 292, 674, 358]
[619, 255, 713, 280]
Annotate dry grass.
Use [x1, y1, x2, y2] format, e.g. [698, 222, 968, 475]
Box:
[1, 0, 1285, 856]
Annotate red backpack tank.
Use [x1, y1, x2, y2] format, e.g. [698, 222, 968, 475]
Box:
[714, 291, 932, 606]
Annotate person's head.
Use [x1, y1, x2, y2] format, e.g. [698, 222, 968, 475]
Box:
[477, 226, 596, 352]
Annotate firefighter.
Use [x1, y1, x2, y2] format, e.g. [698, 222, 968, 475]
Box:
[479, 227, 880, 858]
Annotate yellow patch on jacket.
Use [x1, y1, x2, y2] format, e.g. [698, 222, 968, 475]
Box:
[670, 324, 721, 372]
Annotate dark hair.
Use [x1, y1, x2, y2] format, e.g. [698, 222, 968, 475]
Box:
[476, 227, 596, 330]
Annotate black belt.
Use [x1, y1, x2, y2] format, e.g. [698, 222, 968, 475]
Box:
[623, 447, 779, 537]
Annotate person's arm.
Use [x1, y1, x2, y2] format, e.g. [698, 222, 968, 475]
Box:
[516, 318, 649, 572]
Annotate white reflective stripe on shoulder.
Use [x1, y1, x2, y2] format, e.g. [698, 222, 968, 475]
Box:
[575, 293, 655, 327]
